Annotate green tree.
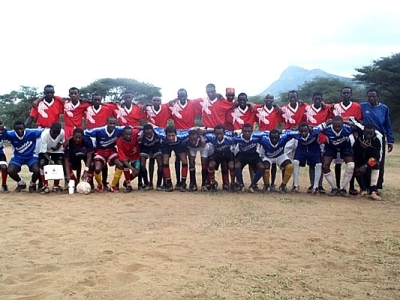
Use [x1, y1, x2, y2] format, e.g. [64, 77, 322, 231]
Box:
[80, 78, 161, 104]
[0, 86, 38, 128]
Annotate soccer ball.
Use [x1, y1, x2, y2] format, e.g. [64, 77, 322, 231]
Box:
[76, 181, 91, 195]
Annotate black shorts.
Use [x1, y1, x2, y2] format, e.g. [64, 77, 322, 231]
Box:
[211, 152, 234, 165]
[236, 152, 261, 169]
[0, 153, 7, 163]
[39, 153, 64, 164]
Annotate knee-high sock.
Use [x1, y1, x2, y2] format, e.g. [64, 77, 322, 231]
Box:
[189, 167, 196, 185]
[1, 170, 7, 185]
[229, 169, 235, 184]
[335, 163, 341, 188]
[282, 164, 294, 185]
[341, 162, 354, 190]
[271, 163, 277, 185]
[94, 172, 102, 186]
[40, 168, 48, 186]
[293, 160, 300, 187]
[313, 163, 322, 189]
[149, 157, 155, 186]
[263, 169, 270, 185]
[309, 165, 315, 186]
[175, 157, 181, 183]
[324, 171, 336, 189]
[141, 168, 149, 186]
[157, 169, 163, 187]
[349, 175, 355, 190]
[54, 180, 60, 186]
[123, 168, 131, 184]
[181, 163, 188, 183]
[250, 170, 263, 187]
[235, 170, 244, 186]
[163, 164, 171, 181]
[207, 168, 215, 183]
[101, 166, 108, 186]
[370, 168, 379, 187]
[111, 169, 123, 187]
[201, 164, 208, 185]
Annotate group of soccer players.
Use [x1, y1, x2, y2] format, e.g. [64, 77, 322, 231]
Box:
[0, 83, 394, 201]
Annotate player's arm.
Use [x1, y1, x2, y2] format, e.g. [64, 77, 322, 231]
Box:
[31, 96, 45, 108]
[64, 156, 72, 182]
[82, 151, 93, 181]
[25, 116, 36, 128]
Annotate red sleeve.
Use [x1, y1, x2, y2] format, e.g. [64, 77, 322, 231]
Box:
[116, 138, 128, 161]
[29, 107, 38, 118]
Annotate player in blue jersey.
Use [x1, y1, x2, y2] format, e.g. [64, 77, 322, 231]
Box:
[204, 124, 236, 192]
[0, 121, 43, 192]
[291, 122, 323, 194]
[84, 116, 125, 193]
[0, 121, 9, 192]
[159, 126, 190, 192]
[360, 88, 394, 193]
[64, 128, 94, 187]
[231, 123, 265, 192]
[258, 129, 296, 194]
[139, 124, 163, 191]
[320, 116, 355, 197]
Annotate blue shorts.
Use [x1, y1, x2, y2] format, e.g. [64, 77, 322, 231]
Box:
[324, 143, 353, 158]
[10, 156, 39, 168]
[140, 144, 162, 158]
[294, 144, 321, 166]
[161, 143, 187, 156]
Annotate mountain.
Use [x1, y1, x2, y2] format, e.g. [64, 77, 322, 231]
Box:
[260, 66, 353, 96]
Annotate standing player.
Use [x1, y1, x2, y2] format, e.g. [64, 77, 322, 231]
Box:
[224, 88, 236, 131]
[113, 91, 146, 127]
[0, 121, 8, 192]
[226, 93, 256, 131]
[38, 122, 65, 194]
[0, 121, 43, 192]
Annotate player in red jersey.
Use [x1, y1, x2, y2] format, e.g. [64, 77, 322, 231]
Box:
[85, 93, 115, 129]
[113, 91, 146, 127]
[144, 96, 171, 127]
[226, 93, 256, 131]
[116, 126, 141, 193]
[255, 93, 281, 131]
[25, 85, 64, 128]
[280, 90, 307, 130]
[224, 88, 236, 131]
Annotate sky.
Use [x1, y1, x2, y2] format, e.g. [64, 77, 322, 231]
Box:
[1, 0, 399, 101]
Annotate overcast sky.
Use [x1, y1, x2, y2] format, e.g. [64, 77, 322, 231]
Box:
[1, 0, 399, 101]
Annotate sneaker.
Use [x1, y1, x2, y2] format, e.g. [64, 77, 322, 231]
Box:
[248, 186, 255, 193]
[222, 183, 230, 191]
[147, 185, 154, 191]
[40, 185, 50, 194]
[201, 185, 208, 192]
[369, 191, 382, 201]
[339, 189, 349, 197]
[2, 185, 8, 193]
[180, 183, 187, 192]
[292, 186, 300, 193]
[229, 183, 236, 192]
[270, 184, 277, 192]
[328, 188, 338, 196]
[318, 186, 326, 194]
[38, 182, 43, 190]
[164, 185, 173, 192]
[263, 184, 271, 193]
[312, 188, 318, 195]
[174, 182, 182, 190]
[306, 186, 313, 193]
[279, 184, 287, 194]
[237, 184, 245, 192]
[52, 186, 61, 193]
[124, 186, 133, 193]
[210, 181, 218, 192]
[15, 183, 27, 193]
[253, 184, 261, 192]
[360, 190, 368, 197]
[189, 183, 198, 192]
[29, 184, 37, 193]
[109, 186, 119, 193]
[156, 185, 165, 191]
[97, 184, 104, 193]
[349, 189, 359, 196]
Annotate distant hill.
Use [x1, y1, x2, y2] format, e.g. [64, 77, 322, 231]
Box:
[260, 66, 353, 96]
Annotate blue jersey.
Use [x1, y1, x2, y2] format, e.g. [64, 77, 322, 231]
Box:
[84, 126, 125, 150]
[232, 134, 263, 155]
[259, 130, 298, 158]
[65, 136, 94, 159]
[360, 102, 394, 144]
[294, 127, 321, 147]
[2, 128, 43, 158]
[321, 123, 353, 147]
[140, 131, 162, 148]
[205, 134, 235, 153]
[155, 128, 189, 146]
[182, 136, 202, 149]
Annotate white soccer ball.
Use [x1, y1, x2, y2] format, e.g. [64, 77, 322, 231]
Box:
[76, 181, 91, 195]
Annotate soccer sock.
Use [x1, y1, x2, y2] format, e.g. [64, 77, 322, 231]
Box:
[40, 169, 48, 186]
[163, 164, 171, 181]
[111, 169, 123, 187]
[189, 167, 196, 185]
[293, 160, 300, 187]
[309, 165, 315, 186]
[1, 170, 7, 185]
[222, 172, 229, 185]
[181, 163, 188, 183]
[94, 172, 102, 186]
[207, 168, 215, 183]
[250, 170, 263, 187]
[157, 170, 163, 187]
[370, 168, 379, 187]
[70, 172, 78, 184]
[102, 166, 108, 186]
[234, 170, 244, 186]
[271, 163, 277, 185]
[123, 168, 131, 184]
[141, 169, 149, 186]
[324, 171, 336, 189]
[87, 171, 94, 185]
[149, 157, 155, 186]
[175, 158, 181, 183]
[54, 180, 60, 187]
[314, 163, 322, 189]
[229, 169, 235, 184]
[335, 163, 341, 188]
[282, 164, 294, 185]
[263, 169, 270, 185]
[201, 164, 208, 186]
[341, 162, 355, 190]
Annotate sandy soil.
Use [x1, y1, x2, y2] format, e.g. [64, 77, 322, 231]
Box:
[1, 146, 400, 300]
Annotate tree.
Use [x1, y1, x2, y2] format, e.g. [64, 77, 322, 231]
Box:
[0, 86, 38, 128]
[79, 78, 161, 104]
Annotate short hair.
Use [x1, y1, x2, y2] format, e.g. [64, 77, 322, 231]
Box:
[288, 90, 298, 97]
[123, 126, 132, 132]
[165, 125, 177, 134]
[332, 115, 343, 122]
[242, 123, 252, 130]
[298, 122, 309, 129]
[13, 120, 25, 129]
[312, 92, 322, 98]
[214, 124, 225, 131]
[270, 129, 280, 136]
[50, 122, 62, 131]
[177, 88, 187, 95]
[73, 128, 84, 135]
[341, 86, 352, 93]
[107, 116, 118, 122]
[364, 123, 376, 131]
[92, 93, 101, 98]
[206, 83, 216, 89]
[44, 85, 54, 90]
[143, 124, 154, 131]
[238, 92, 247, 99]
[189, 129, 198, 137]
[69, 87, 79, 93]
[367, 87, 379, 96]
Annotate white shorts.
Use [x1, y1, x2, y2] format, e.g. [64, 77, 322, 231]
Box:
[188, 145, 209, 158]
[284, 139, 298, 161]
[263, 153, 291, 169]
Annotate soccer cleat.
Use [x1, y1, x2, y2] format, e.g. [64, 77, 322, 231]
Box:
[328, 188, 338, 196]
[253, 184, 261, 192]
[349, 189, 359, 196]
[97, 184, 104, 193]
[360, 190, 368, 197]
[164, 185, 173, 192]
[200, 185, 208, 192]
[292, 186, 300, 193]
[270, 184, 277, 192]
[29, 184, 37, 193]
[40, 185, 50, 194]
[124, 186, 133, 193]
[263, 184, 271, 193]
[238, 184, 245, 192]
[180, 183, 187, 192]
[279, 184, 287, 194]
[210, 181, 218, 192]
[339, 189, 349, 197]
[147, 185, 154, 191]
[156, 185, 165, 191]
[1, 185, 8, 193]
[15, 183, 27, 192]
[189, 183, 198, 192]
[312, 188, 318, 195]
[318, 186, 326, 194]
[174, 182, 182, 190]
[248, 186, 255, 193]
[109, 186, 119, 193]
[222, 183, 230, 191]
[52, 186, 61, 193]
[369, 191, 382, 201]
[306, 186, 313, 193]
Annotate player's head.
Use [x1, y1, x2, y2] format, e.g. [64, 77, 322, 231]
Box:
[13, 120, 25, 137]
[363, 123, 376, 141]
[106, 116, 118, 130]
[242, 123, 253, 139]
[288, 90, 298, 104]
[177, 89, 187, 102]
[332, 115, 344, 133]
[92, 93, 102, 108]
[264, 93, 274, 106]
[237, 93, 248, 107]
[298, 122, 310, 138]
[122, 91, 133, 104]
[206, 83, 216, 100]
[367, 88, 379, 106]
[72, 128, 84, 146]
[122, 126, 133, 141]
[152, 96, 161, 107]
[69, 87, 80, 102]
[312, 92, 323, 107]
[165, 125, 177, 142]
[50, 122, 62, 139]
[214, 124, 225, 141]
[341, 87, 352, 102]
[143, 124, 154, 139]
[225, 88, 235, 102]
[188, 129, 199, 144]
[269, 129, 280, 145]
[43, 85, 55, 101]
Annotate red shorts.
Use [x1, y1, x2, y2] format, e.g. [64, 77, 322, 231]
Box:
[94, 148, 118, 167]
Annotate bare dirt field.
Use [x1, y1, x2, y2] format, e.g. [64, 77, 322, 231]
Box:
[1, 146, 400, 300]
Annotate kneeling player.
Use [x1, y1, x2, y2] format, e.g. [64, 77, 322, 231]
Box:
[0, 121, 8, 192]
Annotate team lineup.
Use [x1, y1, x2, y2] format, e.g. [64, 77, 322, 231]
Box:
[0, 83, 394, 200]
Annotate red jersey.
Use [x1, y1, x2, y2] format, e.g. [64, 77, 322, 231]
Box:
[280, 103, 307, 129]
[226, 106, 256, 130]
[29, 96, 64, 128]
[332, 101, 362, 120]
[113, 104, 146, 126]
[85, 104, 114, 129]
[196, 97, 232, 128]
[64, 100, 91, 128]
[255, 105, 281, 131]
[304, 104, 331, 126]
[116, 129, 140, 161]
[169, 100, 201, 130]
[145, 103, 171, 127]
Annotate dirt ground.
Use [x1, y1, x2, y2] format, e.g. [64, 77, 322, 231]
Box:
[1, 146, 400, 300]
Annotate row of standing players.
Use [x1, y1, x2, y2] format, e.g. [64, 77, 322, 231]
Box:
[0, 84, 394, 198]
